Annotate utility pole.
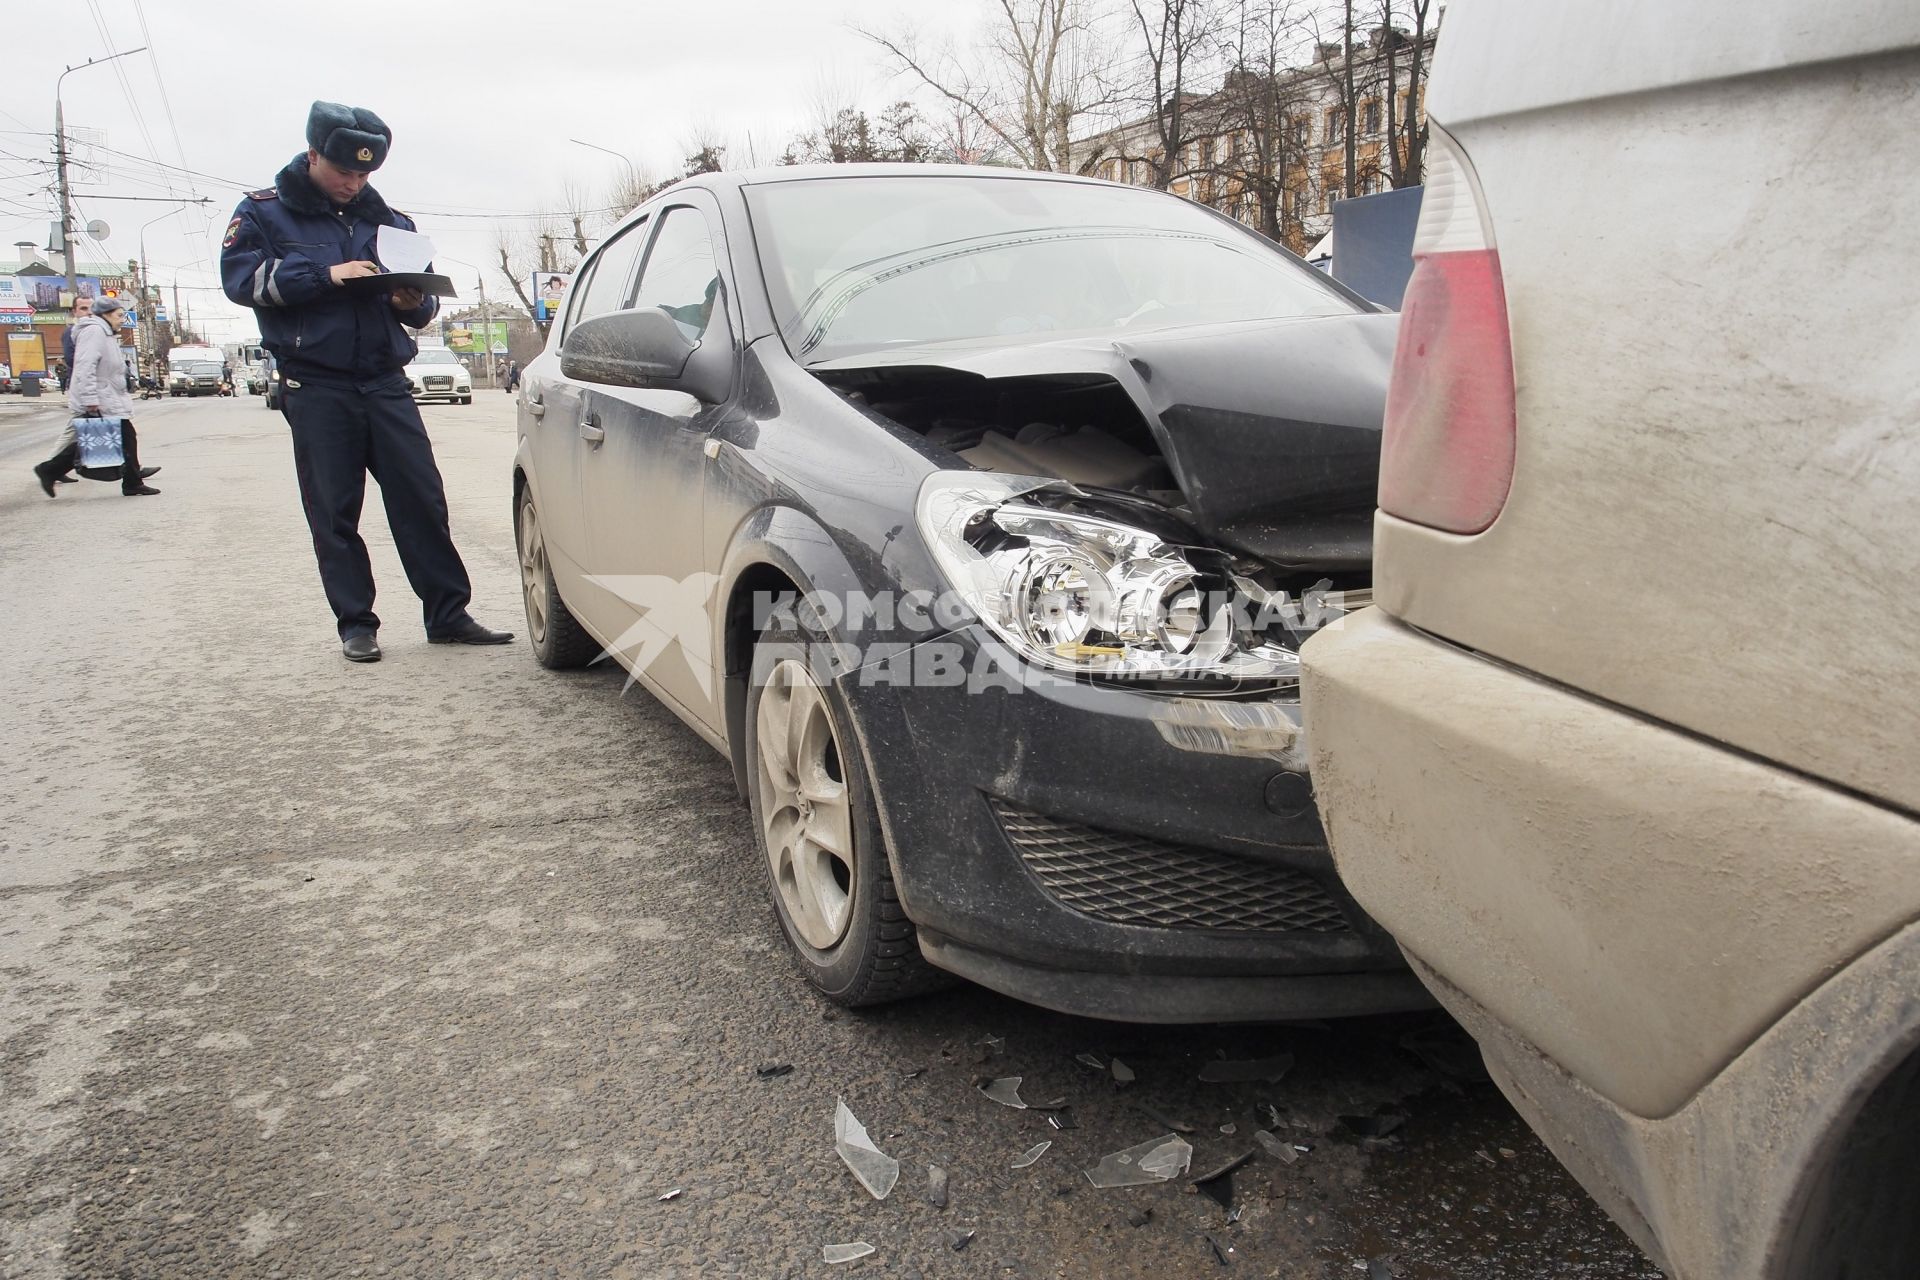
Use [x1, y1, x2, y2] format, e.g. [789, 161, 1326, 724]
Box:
[477, 274, 496, 390]
[53, 49, 147, 298]
[54, 100, 76, 297]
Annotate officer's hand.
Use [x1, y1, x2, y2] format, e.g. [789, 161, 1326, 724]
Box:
[389, 287, 425, 311]
[329, 260, 380, 286]
[83, 404, 100, 416]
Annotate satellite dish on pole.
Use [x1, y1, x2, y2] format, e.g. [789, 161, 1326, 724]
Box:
[86, 219, 111, 239]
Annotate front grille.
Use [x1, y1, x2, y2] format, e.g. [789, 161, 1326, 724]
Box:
[992, 800, 1350, 933]
[424, 376, 454, 390]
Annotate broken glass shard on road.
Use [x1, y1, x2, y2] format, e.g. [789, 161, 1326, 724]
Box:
[978, 1076, 1028, 1108]
[834, 1098, 900, 1200]
[1254, 1129, 1300, 1164]
[1012, 1141, 1052, 1169]
[1083, 1134, 1193, 1187]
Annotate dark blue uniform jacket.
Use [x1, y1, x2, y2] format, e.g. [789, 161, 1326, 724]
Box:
[219, 155, 438, 379]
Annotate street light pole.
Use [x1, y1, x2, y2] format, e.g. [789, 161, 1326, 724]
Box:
[569, 137, 638, 195]
[134, 205, 200, 372]
[54, 48, 148, 297]
[439, 256, 498, 390]
[478, 272, 495, 390]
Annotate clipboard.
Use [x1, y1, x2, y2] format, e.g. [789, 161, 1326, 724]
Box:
[341, 271, 459, 299]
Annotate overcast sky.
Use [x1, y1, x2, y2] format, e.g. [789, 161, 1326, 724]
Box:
[0, 0, 983, 344]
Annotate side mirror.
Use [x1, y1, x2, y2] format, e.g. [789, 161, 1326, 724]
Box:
[560, 305, 733, 404]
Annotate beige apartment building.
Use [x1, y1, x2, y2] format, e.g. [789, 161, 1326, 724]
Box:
[1072, 24, 1436, 253]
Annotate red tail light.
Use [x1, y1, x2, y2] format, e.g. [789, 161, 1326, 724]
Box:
[1378, 125, 1516, 535]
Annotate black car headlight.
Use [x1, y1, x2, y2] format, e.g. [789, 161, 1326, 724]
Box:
[916, 472, 1301, 684]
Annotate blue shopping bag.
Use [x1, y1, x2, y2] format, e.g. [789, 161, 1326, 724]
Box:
[74, 415, 125, 470]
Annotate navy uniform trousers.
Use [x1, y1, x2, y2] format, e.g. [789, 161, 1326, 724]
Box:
[281, 371, 472, 640]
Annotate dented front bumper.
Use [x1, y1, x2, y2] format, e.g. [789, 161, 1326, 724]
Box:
[836, 625, 1427, 1023]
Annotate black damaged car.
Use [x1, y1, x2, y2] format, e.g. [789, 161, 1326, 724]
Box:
[513, 164, 1427, 1021]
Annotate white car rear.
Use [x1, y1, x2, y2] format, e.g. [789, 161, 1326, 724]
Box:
[1301, 2, 1920, 1278]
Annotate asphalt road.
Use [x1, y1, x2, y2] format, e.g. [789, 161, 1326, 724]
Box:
[0, 391, 1663, 1279]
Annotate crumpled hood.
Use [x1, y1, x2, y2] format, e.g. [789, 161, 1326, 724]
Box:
[810, 312, 1398, 571]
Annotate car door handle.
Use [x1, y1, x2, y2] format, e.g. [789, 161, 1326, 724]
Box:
[527, 393, 545, 418]
[580, 415, 605, 446]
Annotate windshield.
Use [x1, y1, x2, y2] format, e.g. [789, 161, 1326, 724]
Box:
[414, 349, 460, 365]
[745, 175, 1358, 363]
[190, 363, 221, 375]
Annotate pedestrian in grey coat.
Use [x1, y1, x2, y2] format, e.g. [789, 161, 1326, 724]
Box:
[32, 296, 161, 497]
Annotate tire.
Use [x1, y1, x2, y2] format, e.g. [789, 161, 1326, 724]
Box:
[459, 396, 471, 405]
[516, 491, 597, 669]
[746, 619, 948, 1007]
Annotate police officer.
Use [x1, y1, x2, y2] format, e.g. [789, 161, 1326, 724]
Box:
[220, 101, 512, 663]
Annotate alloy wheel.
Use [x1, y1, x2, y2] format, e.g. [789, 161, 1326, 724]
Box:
[755, 658, 855, 950]
[519, 500, 549, 647]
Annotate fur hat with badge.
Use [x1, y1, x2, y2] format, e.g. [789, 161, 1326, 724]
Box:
[306, 100, 391, 172]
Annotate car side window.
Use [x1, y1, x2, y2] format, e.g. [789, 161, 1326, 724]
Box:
[570, 217, 650, 330]
[630, 207, 719, 343]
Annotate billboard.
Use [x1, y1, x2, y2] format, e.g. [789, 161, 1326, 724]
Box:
[8, 330, 47, 374]
[532, 272, 571, 324]
[0, 277, 35, 323]
[446, 320, 508, 355]
[12, 275, 105, 311]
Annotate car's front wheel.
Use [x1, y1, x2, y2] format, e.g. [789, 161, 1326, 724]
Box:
[746, 623, 947, 1007]
[516, 492, 597, 669]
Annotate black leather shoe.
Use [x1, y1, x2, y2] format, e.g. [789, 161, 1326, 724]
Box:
[139, 466, 161, 478]
[342, 633, 382, 663]
[122, 485, 161, 496]
[428, 618, 515, 645]
[55, 474, 78, 484]
[33, 463, 58, 497]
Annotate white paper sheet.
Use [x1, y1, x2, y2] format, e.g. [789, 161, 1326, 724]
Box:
[376, 225, 436, 275]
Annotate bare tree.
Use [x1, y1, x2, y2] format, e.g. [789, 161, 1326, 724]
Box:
[1340, 0, 1357, 197]
[682, 125, 728, 177]
[607, 163, 659, 216]
[930, 100, 997, 164]
[1112, 0, 1221, 189]
[862, 0, 1115, 171]
[1205, 0, 1318, 246]
[1378, 0, 1435, 187]
[493, 180, 610, 335]
[783, 100, 939, 165]
[495, 227, 556, 326]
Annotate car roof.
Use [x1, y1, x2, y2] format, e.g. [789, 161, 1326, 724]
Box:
[676, 163, 1126, 194]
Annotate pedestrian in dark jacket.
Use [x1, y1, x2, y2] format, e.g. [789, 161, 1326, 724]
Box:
[219, 101, 513, 664]
[61, 295, 92, 376]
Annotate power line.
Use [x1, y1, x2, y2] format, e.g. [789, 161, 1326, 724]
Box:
[82, 0, 177, 207]
[129, 0, 192, 187]
[128, 0, 211, 248]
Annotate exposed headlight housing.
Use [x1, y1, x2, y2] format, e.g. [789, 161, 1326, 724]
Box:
[916, 472, 1303, 686]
